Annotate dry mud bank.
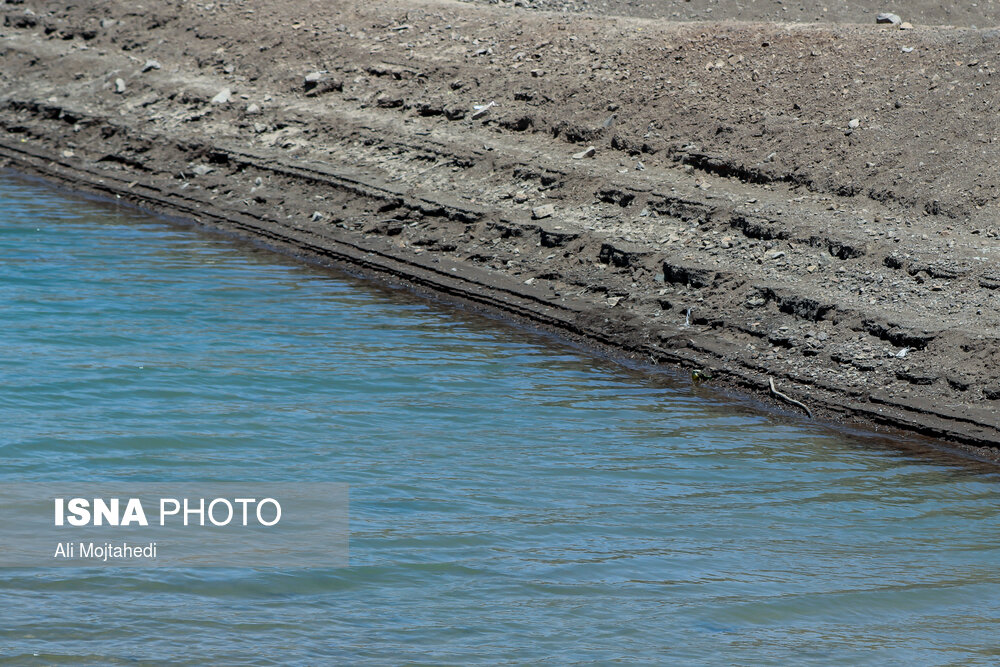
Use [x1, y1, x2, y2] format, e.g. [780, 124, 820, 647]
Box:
[2, 0, 1000, 458]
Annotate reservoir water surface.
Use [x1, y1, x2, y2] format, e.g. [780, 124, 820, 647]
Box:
[1, 175, 998, 664]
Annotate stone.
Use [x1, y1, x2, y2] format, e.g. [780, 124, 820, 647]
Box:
[304, 71, 324, 84]
[985, 385, 1000, 400]
[900, 21, 913, 30]
[114, 77, 126, 93]
[253, 122, 267, 133]
[471, 101, 495, 120]
[191, 164, 213, 176]
[848, 118, 860, 129]
[531, 203, 555, 219]
[512, 192, 528, 203]
[572, 146, 596, 159]
[876, 12, 902, 25]
[141, 59, 161, 73]
[210, 88, 232, 105]
[245, 103, 261, 114]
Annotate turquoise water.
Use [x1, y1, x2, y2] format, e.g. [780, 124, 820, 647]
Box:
[1, 174, 999, 665]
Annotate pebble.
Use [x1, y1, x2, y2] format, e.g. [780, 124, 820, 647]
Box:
[191, 164, 213, 176]
[900, 21, 913, 30]
[532, 203, 555, 219]
[876, 12, 902, 25]
[848, 118, 860, 129]
[210, 88, 232, 105]
[245, 103, 261, 114]
[253, 122, 267, 133]
[513, 192, 528, 203]
[114, 77, 126, 93]
[141, 59, 161, 73]
[304, 71, 323, 84]
[572, 146, 596, 159]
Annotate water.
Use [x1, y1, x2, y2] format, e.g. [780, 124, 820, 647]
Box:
[1, 174, 998, 665]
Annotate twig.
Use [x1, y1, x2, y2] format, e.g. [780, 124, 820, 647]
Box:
[768, 377, 814, 419]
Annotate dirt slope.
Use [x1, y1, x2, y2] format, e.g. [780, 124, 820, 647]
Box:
[462, 0, 1000, 27]
[2, 0, 1000, 458]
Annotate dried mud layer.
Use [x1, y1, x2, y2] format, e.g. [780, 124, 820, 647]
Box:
[3, 0, 1000, 458]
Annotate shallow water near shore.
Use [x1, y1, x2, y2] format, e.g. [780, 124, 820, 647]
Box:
[1, 174, 998, 664]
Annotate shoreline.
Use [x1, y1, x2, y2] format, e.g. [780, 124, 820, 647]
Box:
[3, 0, 1000, 461]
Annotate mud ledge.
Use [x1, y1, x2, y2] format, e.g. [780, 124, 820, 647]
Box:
[3, 0, 1000, 461]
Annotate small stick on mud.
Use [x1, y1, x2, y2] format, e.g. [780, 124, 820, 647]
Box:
[768, 377, 814, 419]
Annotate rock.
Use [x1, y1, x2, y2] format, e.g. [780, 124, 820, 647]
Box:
[471, 101, 495, 120]
[947, 374, 970, 391]
[311, 211, 323, 222]
[985, 385, 1000, 400]
[900, 21, 913, 30]
[876, 12, 902, 25]
[253, 122, 267, 133]
[304, 71, 342, 96]
[572, 146, 596, 159]
[114, 77, 126, 94]
[532, 203, 555, 219]
[100, 18, 115, 29]
[210, 88, 232, 105]
[848, 118, 861, 129]
[141, 59, 161, 73]
[896, 369, 936, 385]
[191, 164, 213, 176]
[245, 103, 261, 114]
[512, 192, 528, 203]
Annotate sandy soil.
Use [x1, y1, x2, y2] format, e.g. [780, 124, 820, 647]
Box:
[2, 0, 1000, 458]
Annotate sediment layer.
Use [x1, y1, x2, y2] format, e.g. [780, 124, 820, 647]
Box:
[3, 0, 1000, 458]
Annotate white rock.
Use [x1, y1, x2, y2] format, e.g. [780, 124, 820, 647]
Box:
[210, 88, 232, 105]
[876, 12, 902, 25]
[114, 77, 126, 93]
[572, 146, 596, 159]
[532, 203, 555, 219]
